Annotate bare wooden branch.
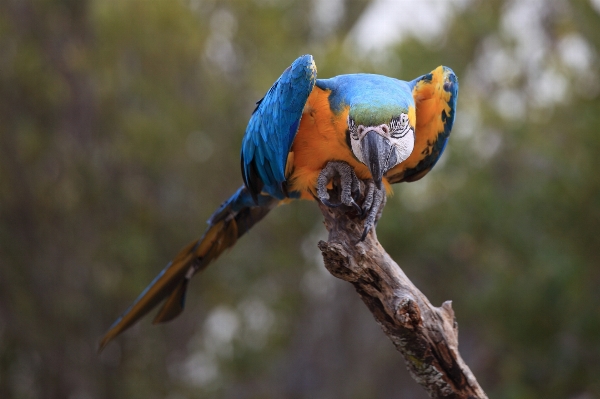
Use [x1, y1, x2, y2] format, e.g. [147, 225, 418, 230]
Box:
[316, 195, 488, 399]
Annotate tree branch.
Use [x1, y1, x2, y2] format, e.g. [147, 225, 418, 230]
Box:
[316, 195, 488, 399]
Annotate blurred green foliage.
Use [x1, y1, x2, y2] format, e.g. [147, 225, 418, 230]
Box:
[1, 0, 599, 398]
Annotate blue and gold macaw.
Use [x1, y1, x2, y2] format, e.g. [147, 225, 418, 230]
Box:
[99, 55, 458, 351]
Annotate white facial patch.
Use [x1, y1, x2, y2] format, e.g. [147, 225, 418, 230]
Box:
[348, 114, 415, 169]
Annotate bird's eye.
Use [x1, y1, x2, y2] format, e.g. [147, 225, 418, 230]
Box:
[390, 114, 411, 139]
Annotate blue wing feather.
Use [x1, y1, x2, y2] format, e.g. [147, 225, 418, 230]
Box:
[241, 55, 317, 201]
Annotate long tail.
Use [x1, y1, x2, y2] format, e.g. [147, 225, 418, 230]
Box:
[98, 186, 279, 352]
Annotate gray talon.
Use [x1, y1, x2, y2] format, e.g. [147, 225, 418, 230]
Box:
[360, 188, 384, 241]
[360, 225, 371, 241]
[349, 198, 362, 215]
[317, 161, 361, 209]
[361, 181, 376, 218]
[317, 161, 385, 241]
[322, 199, 341, 208]
[316, 165, 334, 203]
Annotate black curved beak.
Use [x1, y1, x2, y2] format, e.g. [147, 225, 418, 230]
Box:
[361, 130, 396, 190]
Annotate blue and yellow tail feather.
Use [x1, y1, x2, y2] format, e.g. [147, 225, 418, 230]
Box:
[98, 186, 278, 352]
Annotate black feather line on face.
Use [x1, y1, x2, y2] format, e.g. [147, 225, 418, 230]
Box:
[345, 129, 361, 163]
[348, 116, 359, 140]
[345, 128, 352, 150]
[389, 114, 411, 139]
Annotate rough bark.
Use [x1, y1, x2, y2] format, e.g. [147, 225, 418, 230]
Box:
[316, 193, 488, 399]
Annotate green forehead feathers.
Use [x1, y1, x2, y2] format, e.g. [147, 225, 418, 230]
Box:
[349, 101, 407, 127]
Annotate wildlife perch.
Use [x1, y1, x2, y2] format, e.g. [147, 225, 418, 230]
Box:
[100, 55, 485, 397]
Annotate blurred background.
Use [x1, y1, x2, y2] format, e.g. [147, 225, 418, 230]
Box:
[1, 0, 599, 398]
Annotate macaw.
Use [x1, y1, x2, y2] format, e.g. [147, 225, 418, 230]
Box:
[99, 55, 458, 351]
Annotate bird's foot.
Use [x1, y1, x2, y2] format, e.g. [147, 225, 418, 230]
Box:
[317, 161, 362, 215]
[359, 180, 385, 241]
[316, 161, 386, 241]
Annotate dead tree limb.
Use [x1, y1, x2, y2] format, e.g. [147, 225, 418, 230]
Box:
[316, 196, 488, 399]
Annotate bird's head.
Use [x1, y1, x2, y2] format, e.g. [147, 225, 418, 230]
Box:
[348, 105, 415, 189]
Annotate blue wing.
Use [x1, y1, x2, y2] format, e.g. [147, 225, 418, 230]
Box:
[241, 55, 317, 201]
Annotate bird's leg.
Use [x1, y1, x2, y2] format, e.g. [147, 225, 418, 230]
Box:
[361, 180, 376, 215]
[317, 161, 362, 214]
[360, 187, 385, 241]
[317, 161, 388, 241]
[317, 161, 388, 242]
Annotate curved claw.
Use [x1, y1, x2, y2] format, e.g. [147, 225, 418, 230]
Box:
[317, 161, 362, 211]
[352, 187, 362, 204]
[317, 162, 383, 234]
[359, 184, 384, 241]
[349, 198, 363, 216]
[322, 199, 342, 208]
[361, 181, 376, 220]
[360, 224, 371, 242]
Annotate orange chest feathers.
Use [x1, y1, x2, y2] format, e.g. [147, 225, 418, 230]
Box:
[287, 87, 372, 199]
